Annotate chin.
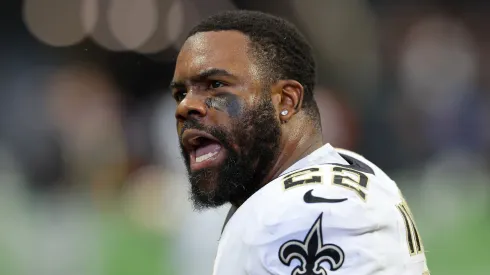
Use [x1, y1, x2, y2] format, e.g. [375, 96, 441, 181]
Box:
[188, 170, 226, 209]
[190, 187, 228, 211]
[194, 178, 218, 194]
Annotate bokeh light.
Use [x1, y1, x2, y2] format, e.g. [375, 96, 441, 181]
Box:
[81, 0, 99, 35]
[134, 0, 180, 54]
[23, 0, 88, 47]
[108, 0, 158, 51]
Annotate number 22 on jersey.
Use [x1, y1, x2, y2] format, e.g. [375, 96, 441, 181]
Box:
[282, 164, 371, 201]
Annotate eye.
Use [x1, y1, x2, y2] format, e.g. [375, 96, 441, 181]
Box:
[174, 90, 187, 102]
[209, 80, 225, 89]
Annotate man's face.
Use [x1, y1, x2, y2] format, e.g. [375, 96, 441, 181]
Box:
[171, 31, 281, 209]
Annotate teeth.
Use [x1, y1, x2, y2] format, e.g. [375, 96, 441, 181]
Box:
[196, 151, 218, 163]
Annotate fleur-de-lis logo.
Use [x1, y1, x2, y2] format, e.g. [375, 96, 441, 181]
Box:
[279, 213, 344, 275]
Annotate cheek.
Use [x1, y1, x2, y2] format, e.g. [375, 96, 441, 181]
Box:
[229, 118, 256, 151]
[205, 94, 243, 118]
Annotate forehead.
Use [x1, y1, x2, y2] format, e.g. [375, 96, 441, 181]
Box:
[174, 31, 259, 80]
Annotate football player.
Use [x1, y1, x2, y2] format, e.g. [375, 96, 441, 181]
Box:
[170, 10, 430, 275]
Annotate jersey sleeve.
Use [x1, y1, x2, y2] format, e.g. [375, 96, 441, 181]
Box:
[242, 166, 427, 275]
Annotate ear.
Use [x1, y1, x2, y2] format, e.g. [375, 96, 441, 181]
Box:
[271, 80, 304, 123]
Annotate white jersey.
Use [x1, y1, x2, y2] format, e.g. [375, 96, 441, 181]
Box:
[212, 144, 430, 275]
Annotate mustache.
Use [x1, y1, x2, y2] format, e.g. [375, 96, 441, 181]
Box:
[179, 119, 208, 137]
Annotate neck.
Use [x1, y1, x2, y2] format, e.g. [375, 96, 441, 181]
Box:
[263, 116, 323, 184]
[264, 135, 322, 185]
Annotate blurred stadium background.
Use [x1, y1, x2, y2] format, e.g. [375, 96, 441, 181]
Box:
[0, 0, 489, 274]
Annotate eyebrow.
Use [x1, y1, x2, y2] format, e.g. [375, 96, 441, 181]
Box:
[169, 68, 237, 89]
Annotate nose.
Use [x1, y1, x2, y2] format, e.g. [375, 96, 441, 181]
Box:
[175, 92, 207, 122]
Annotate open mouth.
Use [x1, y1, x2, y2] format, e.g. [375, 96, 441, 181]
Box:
[195, 137, 221, 162]
[182, 129, 227, 171]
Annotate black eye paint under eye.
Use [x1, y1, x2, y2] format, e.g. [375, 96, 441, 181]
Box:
[205, 94, 242, 117]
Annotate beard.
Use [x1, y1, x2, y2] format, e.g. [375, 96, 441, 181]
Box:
[179, 94, 281, 210]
